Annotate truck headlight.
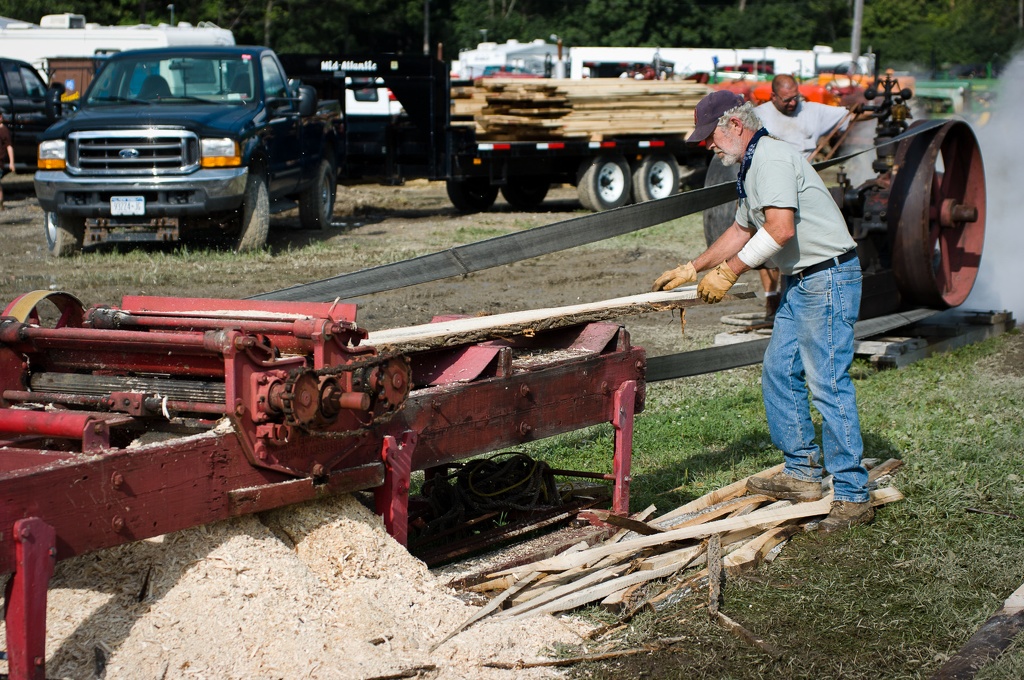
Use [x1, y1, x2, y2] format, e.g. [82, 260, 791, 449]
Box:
[38, 140, 66, 170]
[200, 138, 241, 168]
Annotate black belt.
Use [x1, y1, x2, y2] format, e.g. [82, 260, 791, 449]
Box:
[797, 249, 857, 279]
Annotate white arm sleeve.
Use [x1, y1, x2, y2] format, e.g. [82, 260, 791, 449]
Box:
[737, 228, 784, 268]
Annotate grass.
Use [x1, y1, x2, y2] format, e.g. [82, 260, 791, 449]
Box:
[508, 330, 1024, 679]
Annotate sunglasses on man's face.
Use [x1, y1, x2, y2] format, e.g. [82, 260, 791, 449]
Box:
[773, 93, 801, 105]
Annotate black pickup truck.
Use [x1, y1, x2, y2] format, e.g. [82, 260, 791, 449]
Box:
[34, 46, 340, 256]
[0, 57, 64, 172]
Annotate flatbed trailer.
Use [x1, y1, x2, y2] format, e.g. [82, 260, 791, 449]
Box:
[279, 53, 709, 212]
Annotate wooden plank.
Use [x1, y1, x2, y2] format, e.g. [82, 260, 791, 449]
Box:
[659, 494, 773, 530]
[504, 555, 696, 620]
[931, 583, 1024, 680]
[655, 464, 784, 524]
[495, 563, 629, 620]
[367, 286, 749, 351]
[492, 487, 903, 575]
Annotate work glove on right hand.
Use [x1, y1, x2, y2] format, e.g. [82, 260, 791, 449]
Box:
[697, 261, 739, 304]
[652, 261, 697, 291]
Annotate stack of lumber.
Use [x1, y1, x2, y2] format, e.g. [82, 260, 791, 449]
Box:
[450, 78, 712, 141]
[438, 459, 904, 643]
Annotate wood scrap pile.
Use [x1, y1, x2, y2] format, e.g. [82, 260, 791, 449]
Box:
[440, 459, 904, 645]
[451, 78, 712, 141]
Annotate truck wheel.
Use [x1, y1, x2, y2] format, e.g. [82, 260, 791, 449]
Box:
[299, 160, 337, 230]
[577, 154, 631, 211]
[235, 170, 270, 252]
[632, 152, 680, 203]
[45, 212, 84, 258]
[446, 178, 498, 212]
[702, 155, 740, 247]
[500, 178, 550, 210]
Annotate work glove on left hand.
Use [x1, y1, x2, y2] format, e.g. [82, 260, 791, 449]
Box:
[652, 261, 697, 291]
[697, 261, 739, 304]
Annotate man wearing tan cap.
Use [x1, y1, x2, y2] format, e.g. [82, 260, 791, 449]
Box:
[652, 90, 872, 532]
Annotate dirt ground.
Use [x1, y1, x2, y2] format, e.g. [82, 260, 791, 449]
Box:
[0, 172, 765, 357]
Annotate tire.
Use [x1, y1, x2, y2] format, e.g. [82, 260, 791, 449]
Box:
[500, 178, 550, 210]
[45, 212, 84, 258]
[577, 154, 631, 211]
[632, 152, 681, 203]
[702, 155, 739, 247]
[446, 178, 498, 212]
[234, 169, 270, 252]
[298, 160, 337, 230]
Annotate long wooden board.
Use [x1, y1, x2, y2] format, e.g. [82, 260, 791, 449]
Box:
[367, 285, 750, 351]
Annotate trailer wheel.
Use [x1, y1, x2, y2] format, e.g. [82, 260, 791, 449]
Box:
[447, 178, 498, 212]
[577, 154, 631, 211]
[702, 155, 739, 247]
[632, 152, 680, 203]
[299, 159, 337, 230]
[234, 170, 270, 252]
[45, 212, 84, 258]
[500, 178, 550, 210]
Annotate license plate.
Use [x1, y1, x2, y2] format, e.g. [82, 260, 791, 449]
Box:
[110, 196, 145, 216]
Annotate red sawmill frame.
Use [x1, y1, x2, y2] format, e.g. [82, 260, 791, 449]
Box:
[0, 293, 644, 680]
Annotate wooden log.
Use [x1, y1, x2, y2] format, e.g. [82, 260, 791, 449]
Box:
[930, 583, 1024, 680]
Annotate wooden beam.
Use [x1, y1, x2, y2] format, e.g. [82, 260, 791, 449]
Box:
[367, 286, 750, 351]
[930, 583, 1024, 680]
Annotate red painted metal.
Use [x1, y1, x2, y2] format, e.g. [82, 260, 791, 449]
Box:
[890, 120, 987, 308]
[4, 518, 56, 680]
[0, 409, 109, 452]
[0, 291, 645, 678]
[375, 431, 418, 545]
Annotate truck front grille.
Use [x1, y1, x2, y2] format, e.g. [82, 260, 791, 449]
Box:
[68, 130, 200, 175]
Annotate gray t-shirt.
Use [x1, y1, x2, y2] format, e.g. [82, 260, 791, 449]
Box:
[735, 136, 855, 276]
[755, 100, 849, 157]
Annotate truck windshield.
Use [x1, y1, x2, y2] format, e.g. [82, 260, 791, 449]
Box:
[87, 55, 257, 105]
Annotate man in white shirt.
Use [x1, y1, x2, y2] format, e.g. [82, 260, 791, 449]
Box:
[756, 74, 850, 157]
[751, 75, 851, 318]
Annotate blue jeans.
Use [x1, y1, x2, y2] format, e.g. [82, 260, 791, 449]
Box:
[762, 257, 869, 503]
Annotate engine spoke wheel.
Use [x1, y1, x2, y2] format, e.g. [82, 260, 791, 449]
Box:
[889, 120, 986, 308]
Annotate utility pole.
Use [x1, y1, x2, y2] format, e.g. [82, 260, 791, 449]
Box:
[851, 0, 864, 61]
[423, 0, 430, 56]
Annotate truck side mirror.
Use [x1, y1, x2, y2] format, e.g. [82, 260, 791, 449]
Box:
[45, 84, 66, 121]
[297, 85, 317, 117]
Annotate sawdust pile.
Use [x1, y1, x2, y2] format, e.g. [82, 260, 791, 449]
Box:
[21, 495, 586, 679]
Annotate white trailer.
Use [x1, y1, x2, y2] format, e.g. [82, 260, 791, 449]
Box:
[568, 45, 872, 80]
[0, 13, 234, 95]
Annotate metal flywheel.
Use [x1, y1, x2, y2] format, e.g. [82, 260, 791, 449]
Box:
[888, 119, 986, 308]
